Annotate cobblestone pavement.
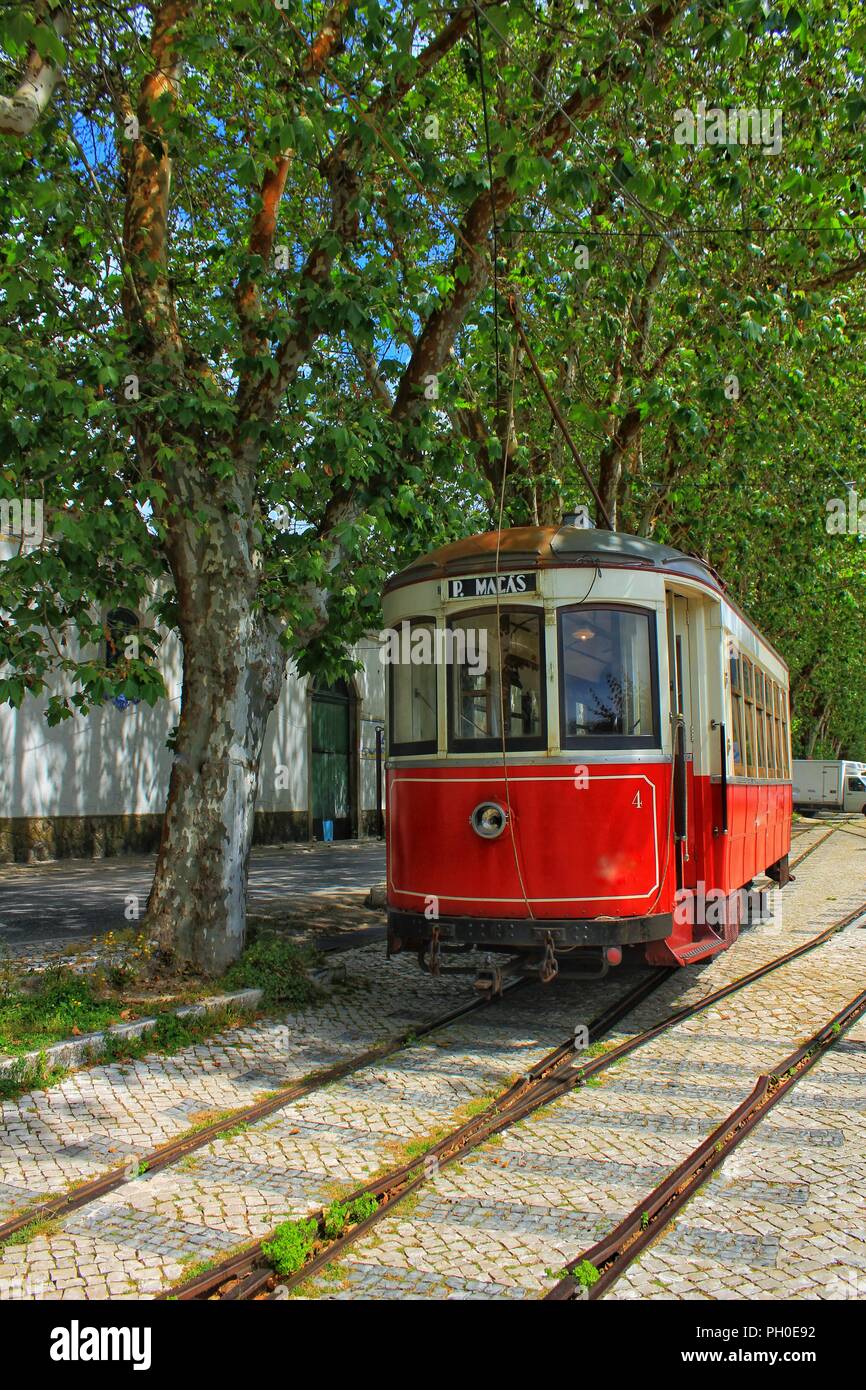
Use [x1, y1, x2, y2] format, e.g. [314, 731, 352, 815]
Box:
[298, 823, 866, 1301]
[612, 1008, 866, 1302]
[1, 821, 863, 1301]
[0, 926, 648, 1299]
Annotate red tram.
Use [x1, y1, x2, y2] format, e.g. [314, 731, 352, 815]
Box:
[382, 522, 793, 981]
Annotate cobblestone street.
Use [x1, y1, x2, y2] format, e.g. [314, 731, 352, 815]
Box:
[0, 820, 864, 1301]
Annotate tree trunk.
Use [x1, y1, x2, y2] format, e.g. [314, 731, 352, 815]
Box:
[144, 507, 286, 974]
[805, 703, 829, 757]
[596, 443, 620, 530]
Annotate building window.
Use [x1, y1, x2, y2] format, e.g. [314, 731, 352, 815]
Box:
[558, 605, 659, 748]
[448, 608, 545, 751]
[388, 619, 437, 754]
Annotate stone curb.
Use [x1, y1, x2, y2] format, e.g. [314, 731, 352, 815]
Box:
[0, 988, 263, 1081]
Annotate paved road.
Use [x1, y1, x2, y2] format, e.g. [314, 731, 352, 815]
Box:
[0, 841, 386, 946]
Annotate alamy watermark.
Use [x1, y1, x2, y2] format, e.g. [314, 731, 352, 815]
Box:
[674, 881, 780, 930]
[0, 496, 44, 545]
[674, 100, 783, 155]
[825, 489, 866, 535]
[379, 620, 487, 677]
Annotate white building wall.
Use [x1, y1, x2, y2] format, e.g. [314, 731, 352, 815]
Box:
[0, 608, 386, 856]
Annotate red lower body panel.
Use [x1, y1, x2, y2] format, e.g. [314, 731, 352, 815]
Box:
[388, 762, 674, 918]
[387, 763, 792, 967]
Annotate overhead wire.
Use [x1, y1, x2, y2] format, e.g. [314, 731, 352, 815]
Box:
[473, 6, 536, 926]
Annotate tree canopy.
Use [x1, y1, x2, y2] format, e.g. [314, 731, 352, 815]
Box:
[2, 0, 866, 964]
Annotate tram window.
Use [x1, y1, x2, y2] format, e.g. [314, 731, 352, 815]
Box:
[741, 658, 756, 776]
[781, 690, 790, 776]
[558, 606, 658, 747]
[448, 609, 544, 750]
[388, 619, 437, 753]
[772, 683, 782, 777]
[754, 671, 767, 778]
[766, 682, 777, 777]
[729, 646, 746, 776]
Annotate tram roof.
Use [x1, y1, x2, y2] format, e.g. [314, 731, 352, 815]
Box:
[384, 525, 725, 594]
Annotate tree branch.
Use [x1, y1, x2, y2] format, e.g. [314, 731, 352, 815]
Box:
[799, 249, 866, 292]
[392, 0, 686, 423]
[235, 0, 353, 356]
[121, 0, 194, 353]
[0, 3, 69, 136]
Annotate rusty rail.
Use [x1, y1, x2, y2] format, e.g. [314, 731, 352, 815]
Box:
[170, 889, 866, 1301]
[0, 973, 528, 1245]
[546, 984, 866, 1300]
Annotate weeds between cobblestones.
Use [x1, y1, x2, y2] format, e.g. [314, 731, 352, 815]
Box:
[2, 824, 857, 1303]
[2, 983, 526, 1243]
[286, 834, 866, 1301]
[0, 934, 327, 1102]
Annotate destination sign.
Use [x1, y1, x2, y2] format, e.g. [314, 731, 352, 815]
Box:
[446, 572, 537, 599]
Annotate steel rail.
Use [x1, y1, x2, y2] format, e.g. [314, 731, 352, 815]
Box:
[0, 974, 530, 1245]
[1, 825, 830, 1275]
[164, 969, 673, 1300]
[171, 887, 865, 1301]
[254, 896, 866, 1295]
[546, 984, 866, 1301]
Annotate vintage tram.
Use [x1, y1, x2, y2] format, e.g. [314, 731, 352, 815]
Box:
[382, 521, 792, 980]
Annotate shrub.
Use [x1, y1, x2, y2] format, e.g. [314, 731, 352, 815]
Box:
[221, 936, 322, 1008]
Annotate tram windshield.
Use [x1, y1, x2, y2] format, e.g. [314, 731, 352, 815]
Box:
[559, 606, 658, 746]
[449, 609, 545, 749]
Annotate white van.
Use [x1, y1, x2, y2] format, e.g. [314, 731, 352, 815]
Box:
[792, 759, 866, 814]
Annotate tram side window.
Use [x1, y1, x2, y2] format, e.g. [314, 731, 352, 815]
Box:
[729, 646, 746, 776]
[388, 619, 437, 752]
[449, 609, 544, 749]
[741, 658, 756, 776]
[781, 688, 791, 776]
[559, 606, 658, 746]
[754, 670, 767, 777]
[771, 683, 782, 777]
[766, 681, 777, 777]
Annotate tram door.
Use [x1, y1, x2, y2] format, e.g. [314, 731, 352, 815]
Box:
[666, 594, 696, 891]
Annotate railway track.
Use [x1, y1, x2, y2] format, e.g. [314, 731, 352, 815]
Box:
[0, 821, 838, 1272]
[167, 889, 866, 1303]
[0, 972, 530, 1245]
[545, 982, 866, 1301]
[163, 967, 671, 1301]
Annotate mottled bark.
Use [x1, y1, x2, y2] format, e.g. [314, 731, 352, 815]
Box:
[145, 499, 285, 973]
[0, 5, 69, 136]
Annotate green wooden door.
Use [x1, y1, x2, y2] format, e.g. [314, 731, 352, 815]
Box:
[312, 680, 353, 839]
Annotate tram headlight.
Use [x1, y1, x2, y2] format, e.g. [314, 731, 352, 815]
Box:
[470, 801, 508, 839]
